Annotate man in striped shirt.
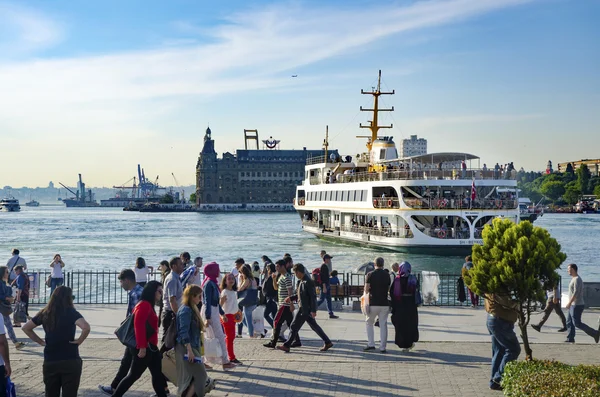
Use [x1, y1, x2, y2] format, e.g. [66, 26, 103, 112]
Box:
[263, 260, 301, 348]
[98, 269, 145, 396]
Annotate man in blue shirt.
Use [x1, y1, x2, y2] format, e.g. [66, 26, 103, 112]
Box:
[98, 269, 144, 396]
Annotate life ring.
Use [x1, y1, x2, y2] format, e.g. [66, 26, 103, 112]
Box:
[437, 230, 446, 239]
[373, 199, 378, 207]
[438, 200, 446, 208]
[387, 199, 393, 208]
[300, 198, 305, 205]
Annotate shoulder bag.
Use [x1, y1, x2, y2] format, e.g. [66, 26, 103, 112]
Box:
[237, 288, 259, 308]
[115, 314, 156, 349]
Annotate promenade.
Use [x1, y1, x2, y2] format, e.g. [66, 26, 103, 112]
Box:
[10, 305, 600, 397]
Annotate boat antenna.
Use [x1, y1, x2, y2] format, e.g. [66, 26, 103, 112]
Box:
[358, 70, 394, 151]
[323, 125, 329, 163]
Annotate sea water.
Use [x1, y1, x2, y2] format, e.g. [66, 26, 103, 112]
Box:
[0, 207, 598, 284]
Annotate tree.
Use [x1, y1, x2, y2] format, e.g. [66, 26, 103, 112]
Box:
[594, 184, 600, 198]
[563, 181, 581, 206]
[189, 192, 197, 204]
[540, 180, 565, 202]
[576, 164, 591, 194]
[160, 194, 174, 204]
[464, 219, 566, 360]
[565, 162, 574, 175]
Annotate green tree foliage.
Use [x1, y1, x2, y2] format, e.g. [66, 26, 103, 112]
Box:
[464, 218, 566, 360]
[189, 193, 197, 204]
[563, 181, 581, 205]
[577, 164, 592, 194]
[540, 180, 565, 201]
[160, 194, 175, 204]
[594, 184, 600, 198]
[588, 176, 600, 196]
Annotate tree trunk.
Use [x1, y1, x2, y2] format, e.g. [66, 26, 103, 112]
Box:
[518, 305, 533, 360]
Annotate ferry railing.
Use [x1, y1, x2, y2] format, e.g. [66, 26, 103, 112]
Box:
[333, 168, 517, 184]
[372, 197, 401, 209]
[339, 225, 413, 238]
[25, 270, 550, 308]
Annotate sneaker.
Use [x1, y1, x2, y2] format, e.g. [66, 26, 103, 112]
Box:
[531, 324, 541, 333]
[557, 327, 567, 332]
[98, 385, 114, 396]
[329, 314, 339, 319]
[380, 349, 387, 354]
[363, 346, 376, 351]
[290, 341, 302, 348]
[263, 342, 276, 348]
[490, 381, 503, 391]
[277, 345, 290, 353]
[204, 378, 216, 394]
[320, 342, 333, 352]
[14, 342, 25, 350]
[235, 334, 242, 339]
[222, 363, 236, 370]
[564, 339, 575, 343]
[230, 358, 243, 365]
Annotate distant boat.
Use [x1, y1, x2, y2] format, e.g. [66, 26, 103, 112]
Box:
[0, 197, 21, 212]
[25, 199, 40, 207]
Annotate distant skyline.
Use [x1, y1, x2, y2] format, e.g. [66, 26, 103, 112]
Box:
[1, 0, 598, 187]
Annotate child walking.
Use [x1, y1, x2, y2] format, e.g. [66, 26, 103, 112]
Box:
[220, 273, 242, 365]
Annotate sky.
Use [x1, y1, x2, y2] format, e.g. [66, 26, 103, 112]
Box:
[0, 0, 598, 188]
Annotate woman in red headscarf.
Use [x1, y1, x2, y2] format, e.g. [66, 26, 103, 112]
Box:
[201, 262, 236, 370]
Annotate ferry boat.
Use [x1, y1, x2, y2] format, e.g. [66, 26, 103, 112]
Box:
[293, 71, 519, 254]
[0, 197, 21, 212]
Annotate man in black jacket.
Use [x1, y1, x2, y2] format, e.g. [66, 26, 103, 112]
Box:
[277, 264, 333, 353]
[316, 255, 338, 319]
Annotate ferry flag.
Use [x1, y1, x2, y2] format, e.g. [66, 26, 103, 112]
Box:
[471, 179, 476, 201]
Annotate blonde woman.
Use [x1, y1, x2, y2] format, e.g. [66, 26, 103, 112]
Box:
[176, 285, 215, 396]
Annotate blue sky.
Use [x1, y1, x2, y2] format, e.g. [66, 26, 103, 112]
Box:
[0, 0, 598, 187]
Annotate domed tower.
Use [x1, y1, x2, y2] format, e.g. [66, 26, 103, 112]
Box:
[546, 160, 553, 174]
[196, 127, 218, 204]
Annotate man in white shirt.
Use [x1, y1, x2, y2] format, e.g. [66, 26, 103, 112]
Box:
[6, 248, 27, 281]
[0, 317, 11, 394]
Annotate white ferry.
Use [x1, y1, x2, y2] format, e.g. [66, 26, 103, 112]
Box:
[294, 71, 519, 254]
[0, 197, 21, 212]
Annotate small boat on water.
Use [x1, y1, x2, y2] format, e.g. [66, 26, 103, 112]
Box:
[25, 196, 40, 207]
[518, 197, 543, 223]
[0, 197, 21, 212]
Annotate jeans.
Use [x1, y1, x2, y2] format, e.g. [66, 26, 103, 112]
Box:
[113, 346, 166, 397]
[264, 299, 278, 328]
[566, 304, 598, 342]
[536, 298, 567, 329]
[50, 277, 64, 296]
[366, 306, 390, 351]
[43, 358, 83, 397]
[2, 315, 17, 344]
[243, 305, 256, 337]
[486, 315, 520, 386]
[316, 284, 334, 315]
[110, 347, 133, 389]
[284, 311, 331, 348]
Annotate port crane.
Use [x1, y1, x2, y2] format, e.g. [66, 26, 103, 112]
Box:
[171, 173, 185, 203]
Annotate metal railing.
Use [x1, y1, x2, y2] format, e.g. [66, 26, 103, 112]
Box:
[25, 270, 546, 308]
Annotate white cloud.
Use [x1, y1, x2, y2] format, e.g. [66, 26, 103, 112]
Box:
[0, 2, 63, 56]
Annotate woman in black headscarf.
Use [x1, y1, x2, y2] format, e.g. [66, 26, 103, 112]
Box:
[390, 261, 419, 351]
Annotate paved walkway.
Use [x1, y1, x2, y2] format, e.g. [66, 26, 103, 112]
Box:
[9, 305, 600, 396]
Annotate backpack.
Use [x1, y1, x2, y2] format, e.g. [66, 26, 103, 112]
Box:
[312, 268, 321, 285]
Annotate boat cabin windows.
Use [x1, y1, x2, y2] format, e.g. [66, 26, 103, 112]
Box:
[410, 215, 471, 239]
[305, 189, 368, 202]
[401, 185, 518, 210]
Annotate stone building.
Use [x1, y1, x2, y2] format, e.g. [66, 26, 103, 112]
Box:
[196, 127, 335, 204]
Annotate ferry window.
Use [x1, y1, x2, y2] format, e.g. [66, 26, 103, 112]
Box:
[362, 190, 368, 201]
[380, 149, 386, 160]
[345, 191, 350, 201]
[319, 191, 323, 201]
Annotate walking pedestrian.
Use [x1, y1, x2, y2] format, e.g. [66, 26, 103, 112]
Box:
[316, 255, 338, 319]
[462, 256, 479, 307]
[161, 257, 184, 350]
[98, 269, 145, 396]
[0, 316, 11, 396]
[180, 252, 193, 269]
[277, 264, 333, 353]
[220, 274, 242, 365]
[176, 285, 215, 396]
[262, 264, 278, 330]
[484, 291, 521, 390]
[181, 257, 203, 289]
[531, 284, 567, 333]
[12, 265, 29, 327]
[0, 267, 24, 350]
[237, 265, 258, 337]
[112, 281, 167, 397]
[133, 257, 153, 287]
[201, 262, 236, 369]
[6, 249, 26, 282]
[263, 260, 300, 348]
[364, 257, 391, 353]
[390, 262, 419, 351]
[49, 254, 65, 296]
[564, 264, 600, 343]
[22, 286, 91, 397]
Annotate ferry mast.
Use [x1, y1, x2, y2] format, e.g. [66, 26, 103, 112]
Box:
[358, 70, 395, 153]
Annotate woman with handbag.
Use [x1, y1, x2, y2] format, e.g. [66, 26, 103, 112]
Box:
[237, 265, 258, 338]
[0, 267, 24, 350]
[389, 261, 420, 352]
[49, 254, 65, 296]
[201, 262, 235, 370]
[22, 286, 91, 397]
[176, 285, 215, 396]
[113, 281, 168, 397]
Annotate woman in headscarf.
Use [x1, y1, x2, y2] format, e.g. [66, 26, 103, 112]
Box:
[390, 261, 419, 351]
[201, 262, 236, 370]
